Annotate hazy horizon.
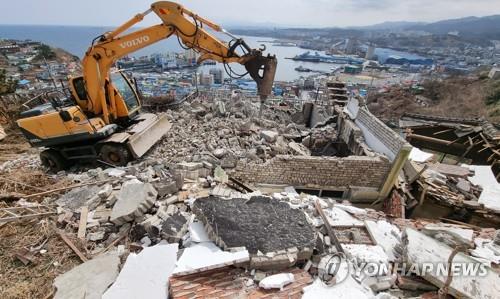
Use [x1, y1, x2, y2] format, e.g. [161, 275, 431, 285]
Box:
[0, 0, 499, 28]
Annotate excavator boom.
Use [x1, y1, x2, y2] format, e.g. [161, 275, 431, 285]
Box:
[17, 1, 277, 172]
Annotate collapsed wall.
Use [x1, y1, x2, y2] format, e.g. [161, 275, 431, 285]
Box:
[232, 155, 391, 199]
[342, 98, 413, 198]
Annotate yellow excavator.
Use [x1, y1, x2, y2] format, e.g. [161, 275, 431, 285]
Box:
[17, 1, 277, 172]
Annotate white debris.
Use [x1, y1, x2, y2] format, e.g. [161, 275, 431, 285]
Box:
[327, 207, 364, 226]
[173, 242, 249, 276]
[303, 276, 374, 299]
[188, 221, 210, 243]
[342, 244, 390, 273]
[258, 273, 294, 290]
[105, 168, 126, 178]
[470, 238, 500, 266]
[409, 147, 434, 162]
[463, 165, 500, 213]
[405, 228, 500, 299]
[365, 220, 401, 262]
[336, 204, 368, 215]
[103, 244, 178, 299]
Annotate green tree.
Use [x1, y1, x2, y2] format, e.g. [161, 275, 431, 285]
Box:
[35, 44, 56, 60]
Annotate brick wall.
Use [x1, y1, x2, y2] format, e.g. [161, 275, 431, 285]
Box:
[355, 108, 409, 160]
[233, 155, 391, 189]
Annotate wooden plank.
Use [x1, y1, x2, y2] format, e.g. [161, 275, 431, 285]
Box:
[23, 180, 112, 199]
[58, 231, 88, 263]
[77, 206, 88, 240]
[314, 200, 344, 253]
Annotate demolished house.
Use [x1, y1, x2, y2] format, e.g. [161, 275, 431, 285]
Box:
[1, 84, 500, 299]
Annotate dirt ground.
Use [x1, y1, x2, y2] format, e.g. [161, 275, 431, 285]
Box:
[0, 129, 31, 164]
[368, 76, 500, 123]
[0, 124, 79, 299]
[0, 218, 82, 299]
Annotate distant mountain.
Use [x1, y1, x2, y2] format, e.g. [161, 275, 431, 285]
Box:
[351, 21, 427, 31]
[409, 15, 500, 39]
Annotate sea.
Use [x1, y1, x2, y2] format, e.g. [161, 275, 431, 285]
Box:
[0, 25, 425, 82]
[0, 24, 337, 82]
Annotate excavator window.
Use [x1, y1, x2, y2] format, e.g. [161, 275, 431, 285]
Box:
[111, 72, 139, 111]
[72, 77, 88, 102]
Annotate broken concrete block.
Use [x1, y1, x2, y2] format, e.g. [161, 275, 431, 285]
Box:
[260, 130, 279, 143]
[259, 273, 294, 290]
[365, 220, 402, 262]
[88, 231, 106, 242]
[54, 252, 120, 299]
[102, 244, 178, 299]
[173, 242, 249, 276]
[212, 148, 226, 158]
[105, 168, 126, 178]
[177, 162, 203, 171]
[98, 184, 113, 200]
[154, 180, 178, 197]
[56, 185, 100, 211]
[110, 179, 157, 225]
[288, 142, 311, 156]
[160, 211, 189, 243]
[456, 178, 471, 192]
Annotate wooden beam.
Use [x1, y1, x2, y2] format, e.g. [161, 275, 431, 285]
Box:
[314, 200, 344, 253]
[58, 231, 88, 263]
[77, 206, 88, 240]
[23, 180, 112, 199]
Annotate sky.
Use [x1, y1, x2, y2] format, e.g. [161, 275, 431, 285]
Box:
[0, 0, 499, 28]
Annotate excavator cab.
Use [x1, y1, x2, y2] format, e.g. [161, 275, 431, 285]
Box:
[69, 71, 141, 121]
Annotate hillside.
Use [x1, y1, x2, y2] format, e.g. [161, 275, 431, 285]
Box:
[367, 75, 500, 124]
[409, 15, 500, 39]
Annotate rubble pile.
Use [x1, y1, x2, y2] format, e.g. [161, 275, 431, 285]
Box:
[150, 98, 323, 166]
[399, 150, 500, 227]
[1, 96, 500, 299]
[3, 155, 499, 298]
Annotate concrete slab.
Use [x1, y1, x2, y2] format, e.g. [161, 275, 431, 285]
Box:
[173, 242, 249, 276]
[327, 207, 364, 226]
[463, 165, 500, 213]
[103, 244, 178, 299]
[365, 220, 402, 262]
[193, 196, 315, 254]
[260, 130, 279, 143]
[55, 185, 101, 211]
[110, 179, 157, 225]
[404, 228, 500, 299]
[54, 252, 120, 299]
[422, 223, 473, 247]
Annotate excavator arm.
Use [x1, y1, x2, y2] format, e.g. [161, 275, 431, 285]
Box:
[78, 1, 277, 124]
